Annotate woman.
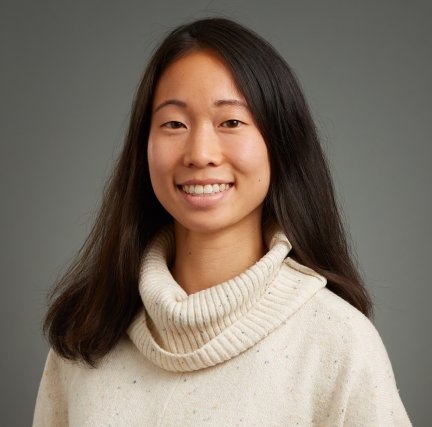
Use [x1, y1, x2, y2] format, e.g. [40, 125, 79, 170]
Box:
[34, 18, 411, 426]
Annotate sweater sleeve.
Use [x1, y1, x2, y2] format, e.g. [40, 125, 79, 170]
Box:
[33, 349, 69, 427]
[343, 325, 412, 426]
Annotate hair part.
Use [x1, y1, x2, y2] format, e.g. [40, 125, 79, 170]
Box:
[44, 17, 372, 366]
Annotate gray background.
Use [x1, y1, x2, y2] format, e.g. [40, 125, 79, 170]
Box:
[1, 0, 431, 425]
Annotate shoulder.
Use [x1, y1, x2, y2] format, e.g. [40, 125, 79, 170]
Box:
[35, 338, 150, 405]
[275, 258, 386, 361]
[40, 337, 142, 380]
[41, 348, 78, 384]
[304, 292, 412, 425]
[294, 287, 388, 360]
[311, 288, 375, 332]
[321, 288, 380, 339]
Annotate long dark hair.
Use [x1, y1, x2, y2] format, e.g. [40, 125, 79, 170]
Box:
[44, 17, 372, 366]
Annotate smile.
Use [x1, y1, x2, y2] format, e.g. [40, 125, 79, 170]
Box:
[181, 183, 233, 196]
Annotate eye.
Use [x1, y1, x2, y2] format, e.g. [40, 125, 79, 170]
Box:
[220, 119, 244, 128]
[162, 121, 186, 129]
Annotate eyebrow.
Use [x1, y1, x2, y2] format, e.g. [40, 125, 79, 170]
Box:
[153, 99, 187, 114]
[214, 99, 249, 109]
[153, 98, 249, 114]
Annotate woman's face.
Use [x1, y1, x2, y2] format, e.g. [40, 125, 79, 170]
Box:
[148, 50, 270, 236]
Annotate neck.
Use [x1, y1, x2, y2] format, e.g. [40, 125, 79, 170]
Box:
[171, 223, 266, 294]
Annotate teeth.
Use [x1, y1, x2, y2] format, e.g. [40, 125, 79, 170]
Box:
[182, 183, 231, 195]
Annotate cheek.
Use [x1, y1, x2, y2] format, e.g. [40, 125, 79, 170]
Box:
[147, 136, 160, 168]
[251, 144, 271, 195]
[148, 139, 173, 180]
[235, 140, 271, 182]
[148, 144, 169, 199]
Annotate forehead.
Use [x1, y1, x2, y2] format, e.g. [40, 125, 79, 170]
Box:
[153, 50, 244, 104]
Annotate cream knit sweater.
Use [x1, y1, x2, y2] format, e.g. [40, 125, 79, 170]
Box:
[34, 229, 411, 426]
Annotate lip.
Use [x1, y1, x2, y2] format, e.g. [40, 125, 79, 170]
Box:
[178, 179, 233, 186]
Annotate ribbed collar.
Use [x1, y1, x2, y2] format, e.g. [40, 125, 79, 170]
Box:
[127, 227, 326, 372]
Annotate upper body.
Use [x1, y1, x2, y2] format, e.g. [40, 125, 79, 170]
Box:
[33, 229, 411, 426]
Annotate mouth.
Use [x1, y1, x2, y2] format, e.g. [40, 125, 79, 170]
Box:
[180, 183, 233, 196]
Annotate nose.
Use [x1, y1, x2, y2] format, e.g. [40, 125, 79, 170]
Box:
[183, 125, 223, 168]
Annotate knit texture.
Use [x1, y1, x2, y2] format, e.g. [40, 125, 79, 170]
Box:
[33, 229, 412, 426]
[128, 227, 325, 372]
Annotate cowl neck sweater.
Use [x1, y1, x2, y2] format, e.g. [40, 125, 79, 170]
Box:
[34, 231, 412, 426]
[127, 227, 326, 373]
